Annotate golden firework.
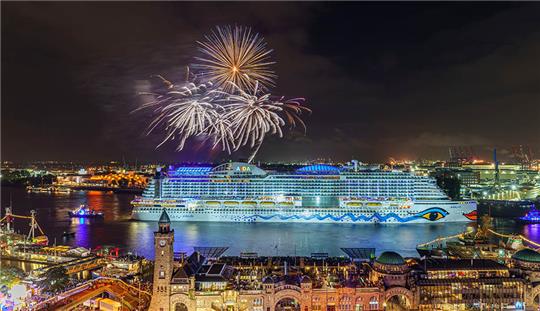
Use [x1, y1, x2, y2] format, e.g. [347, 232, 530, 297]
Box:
[194, 25, 276, 92]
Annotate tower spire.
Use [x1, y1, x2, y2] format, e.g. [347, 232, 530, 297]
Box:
[158, 209, 171, 233]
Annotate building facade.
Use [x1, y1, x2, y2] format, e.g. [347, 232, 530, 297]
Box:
[149, 210, 540, 310]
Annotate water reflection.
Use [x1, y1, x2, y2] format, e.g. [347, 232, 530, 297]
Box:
[523, 223, 540, 240]
[0, 259, 47, 273]
[2, 186, 539, 260]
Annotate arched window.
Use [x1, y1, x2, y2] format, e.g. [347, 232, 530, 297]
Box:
[253, 298, 263, 306]
[312, 296, 322, 311]
[369, 297, 378, 310]
[354, 297, 363, 311]
[174, 303, 188, 311]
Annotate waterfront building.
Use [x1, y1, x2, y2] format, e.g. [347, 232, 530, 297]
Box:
[148, 211, 540, 310]
[416, 259, 526, 310]
[149, 210, 176, 311]
[454, 169, 481, 187]
[368, 251, 410, 289]
[511, 248, 540, 306]
[462, 163, 538, 183]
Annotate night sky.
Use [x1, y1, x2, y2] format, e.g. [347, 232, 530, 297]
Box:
[2, 2, 539, 163]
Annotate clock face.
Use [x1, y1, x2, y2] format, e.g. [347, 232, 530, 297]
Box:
[159, 240, 166, 247]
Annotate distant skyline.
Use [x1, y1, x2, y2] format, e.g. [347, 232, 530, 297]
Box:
[2, 2, 539, 163]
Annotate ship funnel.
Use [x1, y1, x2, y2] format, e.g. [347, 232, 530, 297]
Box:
[351, 160, 359, 172]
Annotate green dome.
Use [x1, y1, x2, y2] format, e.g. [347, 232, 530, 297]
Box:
[512, 248, 540, 263]
[376, 251, 405, 265]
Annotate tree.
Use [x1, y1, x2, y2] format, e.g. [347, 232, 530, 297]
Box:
[37, 266, 70, 293]
[0, 266, 26, 289]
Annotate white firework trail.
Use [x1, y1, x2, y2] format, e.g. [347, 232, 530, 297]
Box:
[136, 76, 221, 151]
[218, 81, 309, 162]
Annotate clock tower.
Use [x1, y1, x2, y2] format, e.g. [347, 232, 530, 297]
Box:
[149, 209, 174, 311]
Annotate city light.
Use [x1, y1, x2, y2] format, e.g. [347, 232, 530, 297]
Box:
[2, 3, 540, 311]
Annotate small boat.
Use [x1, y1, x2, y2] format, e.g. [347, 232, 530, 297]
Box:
[68, 205, 104, 218]
[62, 231, 76, 237]
[518, 207, 540, 224]
[52, 187, 72, 194]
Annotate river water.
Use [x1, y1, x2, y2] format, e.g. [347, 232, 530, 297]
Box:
[2, 186, 538, 259]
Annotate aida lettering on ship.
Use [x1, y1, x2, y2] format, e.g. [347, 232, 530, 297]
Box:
[131, 162, 477, 223]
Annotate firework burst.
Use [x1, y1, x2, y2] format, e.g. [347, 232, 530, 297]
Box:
[219, 81, 309, 162]
[137, 76, 221, 151]
[203, 110, 236, 154]
[137, 25, 310, 161]
[194, 25, 276, 93]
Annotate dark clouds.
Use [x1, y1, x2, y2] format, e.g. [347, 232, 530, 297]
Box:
[2, 2, 539, 163]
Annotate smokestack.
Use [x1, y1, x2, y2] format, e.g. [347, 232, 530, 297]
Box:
[352, 159, 359, 172]
[284, 260, 288, 276]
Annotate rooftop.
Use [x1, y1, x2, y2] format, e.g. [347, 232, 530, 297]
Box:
[158, 209, 170, 224]
[512, 248, 540, 263]
[376, 251, 405, 265]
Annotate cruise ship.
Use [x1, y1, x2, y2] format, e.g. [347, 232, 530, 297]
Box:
[131, 162, 477, 223]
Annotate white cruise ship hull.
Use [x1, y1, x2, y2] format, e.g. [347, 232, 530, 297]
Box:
[131, 200, 477, 224]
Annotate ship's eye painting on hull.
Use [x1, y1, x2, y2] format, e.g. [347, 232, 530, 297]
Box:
[414, 208, 448, 221]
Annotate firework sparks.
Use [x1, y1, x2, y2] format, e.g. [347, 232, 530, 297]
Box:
[137, 25, 310, 159]
[137, 77, 221, 151]
[194, 25, 276, 92]
[279, 97, 311, 131]
[202, 108, 236, 154]
[218, 81, 309, 162]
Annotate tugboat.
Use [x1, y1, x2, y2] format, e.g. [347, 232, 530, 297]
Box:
[518, 206, 540, 224]
[68, 205, 104, 218]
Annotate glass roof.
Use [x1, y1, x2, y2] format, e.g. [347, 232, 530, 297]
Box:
[296, 164, 341, 175]
[168, 166, 213, 177]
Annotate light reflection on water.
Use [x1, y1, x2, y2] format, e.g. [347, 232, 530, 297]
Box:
[2, 186, 539, 259]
